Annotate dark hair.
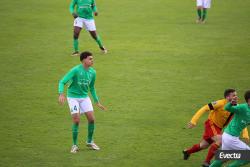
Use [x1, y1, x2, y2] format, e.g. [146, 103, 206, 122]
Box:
[224, 88, 236, 98]
[244, 90, 250, 102]
[80, 51, 92, 61]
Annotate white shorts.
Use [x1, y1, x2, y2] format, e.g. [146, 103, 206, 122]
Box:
[197, 0, 211, 8]
[222, 132, 250, 150]
[73, 17, 96, 31]
[67, 97, 94, 115]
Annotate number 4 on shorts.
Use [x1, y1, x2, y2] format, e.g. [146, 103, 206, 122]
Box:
[74, 106, 77, 111]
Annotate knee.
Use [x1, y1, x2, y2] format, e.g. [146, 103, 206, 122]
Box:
[73, 117, 80, 124]
[73, 34, 79, 39]
[88, 119, 95, 124]
[91, 35, 97, 40]
[215, 136, 222, 144]
[200, 142, 209, 149]
[73, 31, 80, 39]
[200, 144, 209, 149]
[89, 32, 97, 39]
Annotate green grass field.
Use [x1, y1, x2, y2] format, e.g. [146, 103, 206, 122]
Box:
[0, 0, 250, 166]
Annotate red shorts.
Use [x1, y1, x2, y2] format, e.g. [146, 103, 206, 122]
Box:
[202, 119, 222, 144]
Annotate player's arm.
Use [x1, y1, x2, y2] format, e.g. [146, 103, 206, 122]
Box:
[89, 71, 99, 103]
[188, 100, 222, 128]
[188, 104, 210, 128]
[69, 0, 78, 18]
[58, 68, 76, 104]
[89, 72, 106, 110]
[224, 103, 241, 114]
[91, 0, 98, 16]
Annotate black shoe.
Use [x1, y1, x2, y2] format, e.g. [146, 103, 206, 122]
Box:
[201, 162, 210, 167]
[183, 150, 190, 160]
[71, 51, 79, 56]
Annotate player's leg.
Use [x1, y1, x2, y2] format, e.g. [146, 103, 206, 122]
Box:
[67, 98, 81, 153]
[227, 160, 250, 167]
[202, 136, 221, 167]
[71, 113, 80, 152]
[85, 111, 95, 143]
[183, 120, 212, 160]
[202, 8, 207, 22]
[202, 0, 211, 23]
[80, 97, 100, 150]
[83, 18, 107, 53]
[196, 0, 203, 22]
[210, 160, 223, 167]
[84, 111, 100, 150]
[89, 31, 107, 54]
[73, 27, 82, 55]
[221, 133, 250, 167]
[183, 139, 210, 160]
[72, 17, 83, 56]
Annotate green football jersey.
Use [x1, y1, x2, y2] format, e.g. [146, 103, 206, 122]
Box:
[224, 103, 250, 137]
[69, 0, 97, 19]
[58, 64, 99, 103]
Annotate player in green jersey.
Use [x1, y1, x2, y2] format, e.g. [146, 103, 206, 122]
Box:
[58, 51, 106, 153]
[210, 90, 250, 167]
[69, 0, 107, 56]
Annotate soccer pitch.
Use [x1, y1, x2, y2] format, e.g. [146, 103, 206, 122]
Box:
[0, 0, 249, 166]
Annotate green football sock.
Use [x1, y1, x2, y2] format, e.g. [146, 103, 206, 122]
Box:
[197, 9, 202, 19]
[95, 36, 103, 48]
[72, 123, 79, 145]
[227, 160, 250, 167]
[87, 123, 95, 143]
[202, 9, 207, 21]
[210, 160, 223, 167]
[73, 39, 79, 52]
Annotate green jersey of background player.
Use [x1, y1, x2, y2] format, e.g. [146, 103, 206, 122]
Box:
[70, 0, 107, 56]
[58, 51, 106, 153]
[210, 90, 250, 167]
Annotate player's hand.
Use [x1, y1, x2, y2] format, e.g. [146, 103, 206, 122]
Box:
[58, 94, 66, 105]
[94, 12, 98, 16]
[187, 122, 196, 129]
[96, 102, 106, 111]
[72, 13, 78, 19]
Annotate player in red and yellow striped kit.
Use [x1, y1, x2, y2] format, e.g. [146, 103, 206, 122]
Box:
[182, 89, 249, 167]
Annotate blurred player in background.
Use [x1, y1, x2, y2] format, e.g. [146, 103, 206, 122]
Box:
[196, 0, 211, 23]
[70, 0, 107, 56]
[58, 51, 106, 153]
[210, 90, 250, 167]
[183, 89, 249, 167]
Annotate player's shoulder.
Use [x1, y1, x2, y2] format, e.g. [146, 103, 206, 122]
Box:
[73, 64, 82, 70]
[238, 103, 248, 109]
[211, 99, 226, 106]
[69, 64, 82, 72]
[89, 67, 96, 73]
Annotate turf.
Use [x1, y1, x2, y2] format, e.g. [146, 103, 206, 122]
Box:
[0, 0, 249, 166]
